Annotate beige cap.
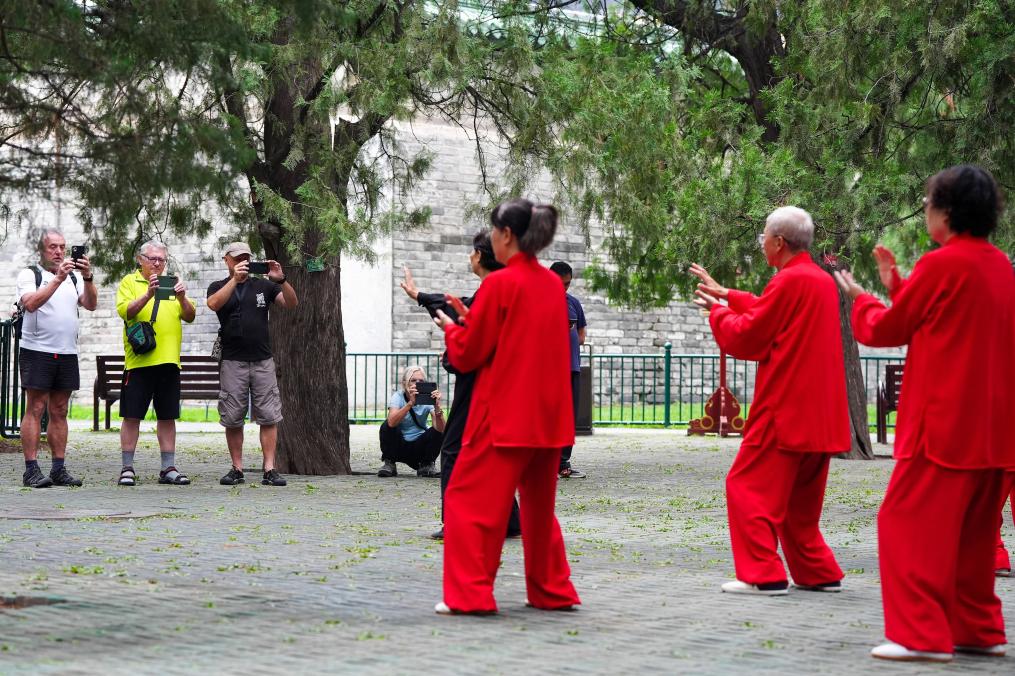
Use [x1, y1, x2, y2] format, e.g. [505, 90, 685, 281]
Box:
[223, 241, 252, 258]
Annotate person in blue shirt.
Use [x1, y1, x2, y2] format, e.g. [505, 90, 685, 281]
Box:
[378, 365, 445, 477]
[549, 261, 587, 478]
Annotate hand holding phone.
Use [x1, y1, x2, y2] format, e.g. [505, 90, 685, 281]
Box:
[156, 275, 178, 300]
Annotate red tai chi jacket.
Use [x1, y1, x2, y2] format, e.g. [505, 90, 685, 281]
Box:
[444, 252, 574, 449]
[710, 252, 851, 453]
[852, 234, 1015, 469]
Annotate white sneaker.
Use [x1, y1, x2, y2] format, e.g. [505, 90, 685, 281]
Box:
[871, 642, 952, 662]
[435, 601, 454, 615]
[954, 644, 1006, 657]
[720, 580, 788, 596]
[996, 568, 1012, 577]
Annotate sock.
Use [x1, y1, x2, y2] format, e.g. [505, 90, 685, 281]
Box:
[160, 451, 180, 480]
[51, 457, 65, 473]
[121, 450, 135, 469]
[25, 459, 39, 472]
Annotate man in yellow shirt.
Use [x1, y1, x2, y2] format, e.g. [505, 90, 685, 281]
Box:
[115, 241, 196, 486]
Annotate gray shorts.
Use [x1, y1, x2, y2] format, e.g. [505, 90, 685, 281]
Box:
[218, 358, 283, 427]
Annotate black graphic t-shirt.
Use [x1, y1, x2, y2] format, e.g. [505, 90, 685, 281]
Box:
[206, 277, 282, 361]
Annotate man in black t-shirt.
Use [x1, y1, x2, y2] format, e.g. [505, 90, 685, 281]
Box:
[207, 242, 298, 487]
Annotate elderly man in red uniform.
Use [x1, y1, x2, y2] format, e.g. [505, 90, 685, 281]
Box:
[691, 205, 850, 596]
[837, 164, 1015, 662]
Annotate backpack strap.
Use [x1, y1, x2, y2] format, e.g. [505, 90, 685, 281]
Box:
[407, 406, 427, 431]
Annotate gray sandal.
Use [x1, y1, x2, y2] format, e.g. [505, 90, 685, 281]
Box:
[118, 466, 136, 487]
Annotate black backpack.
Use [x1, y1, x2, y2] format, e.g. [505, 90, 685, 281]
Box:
[11, 265, 78, 339]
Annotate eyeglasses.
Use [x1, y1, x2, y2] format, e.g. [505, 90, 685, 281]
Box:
[757, 232, 784, 247]
[141, 254, 167, 265]
[409, 378, 425, 383]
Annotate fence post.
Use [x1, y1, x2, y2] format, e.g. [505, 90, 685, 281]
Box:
[663, 342, 672, 427]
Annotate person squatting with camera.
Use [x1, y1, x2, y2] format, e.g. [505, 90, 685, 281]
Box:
[207, 242, 297, 487]
[14, 229, 98, 487]
[377, 366, 445, 478]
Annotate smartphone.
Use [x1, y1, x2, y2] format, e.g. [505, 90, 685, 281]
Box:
[414, 381, 437, 407]
[156, 275, 178, 300]
[71, 245, 86, 262]
[248, 261, 269, 275]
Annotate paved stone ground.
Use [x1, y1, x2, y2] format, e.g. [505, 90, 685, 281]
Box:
[0, 424, 1012, 675]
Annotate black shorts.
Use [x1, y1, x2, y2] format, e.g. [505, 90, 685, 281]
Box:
[19, 348, 80, 391]
[119, 364, 181, 420]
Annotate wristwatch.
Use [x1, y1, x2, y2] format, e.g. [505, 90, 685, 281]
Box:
[82, 275, 94, 282]
[276, 275, 287, 284]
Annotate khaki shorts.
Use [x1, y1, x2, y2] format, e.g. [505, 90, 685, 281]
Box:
[218, 358, 283, 427]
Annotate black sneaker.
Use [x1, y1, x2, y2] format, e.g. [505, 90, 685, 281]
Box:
[23, 466, 53, 488]
[262, 468, 287, 486]
[377, 460, 397, 478]
[417, 462, 440, 478]
[431, 527, 444, 540]
[559, 464, 587, 479]
[220, 467, 245, 486]
[49, 466, 83, 487]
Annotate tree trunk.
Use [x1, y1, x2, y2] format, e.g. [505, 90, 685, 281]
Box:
[837, 286, 875, 460]
[269, 257, 352, 474]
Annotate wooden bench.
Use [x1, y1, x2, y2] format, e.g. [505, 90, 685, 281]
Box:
[875, 364, 904, 444]
[93, 355, 221, 430]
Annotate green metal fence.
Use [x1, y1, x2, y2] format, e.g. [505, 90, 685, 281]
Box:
[346, 344, 905, 429]
[0, 319, 904, 436]
[1, 319, 24, 438]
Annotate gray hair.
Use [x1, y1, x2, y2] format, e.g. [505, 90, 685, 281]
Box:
[37, 228, 65, 254]
[766, 206, 814, 251]
[138, 240, 168, 258]
[400, 365, 427, 393]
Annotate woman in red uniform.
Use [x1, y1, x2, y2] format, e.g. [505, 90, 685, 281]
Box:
[836, 164, 1015, 662]
[434, 198, 581, 614]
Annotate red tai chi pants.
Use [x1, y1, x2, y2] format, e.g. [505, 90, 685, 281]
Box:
[443, 416, 580, 612]
[879, 453, 1008, 652]
[993, 474, 1015, 571]
[726, 418, 842, 586]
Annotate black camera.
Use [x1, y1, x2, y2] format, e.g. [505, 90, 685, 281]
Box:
[247, 261, 269, 275]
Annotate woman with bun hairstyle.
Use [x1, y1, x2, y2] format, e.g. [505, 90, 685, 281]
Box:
[836, 164, 1015, 662]
[434, 198, 581, 614]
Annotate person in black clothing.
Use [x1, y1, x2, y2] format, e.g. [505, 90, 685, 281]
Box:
[207, 242, 298, 487]
[400, 230, 521, 540]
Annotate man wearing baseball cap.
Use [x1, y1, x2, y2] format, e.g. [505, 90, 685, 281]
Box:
[207, 242, 297, 486]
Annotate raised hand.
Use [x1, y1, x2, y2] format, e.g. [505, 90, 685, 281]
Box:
[446, 295, 469, 320]
[689, 263, 729, 299]
[692, 288, 720, 310]
[833, 270, 866, 299]
[873, 245, 903, 293]
[267, 260, 285, 283]
[400, 265, 419, 300]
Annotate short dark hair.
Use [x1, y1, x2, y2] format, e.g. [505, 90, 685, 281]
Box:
[490, 198, 558, 255]
[549, 261, 572, 277]
[472, 230, 504, 272]
[926, 164, 1005, 237]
